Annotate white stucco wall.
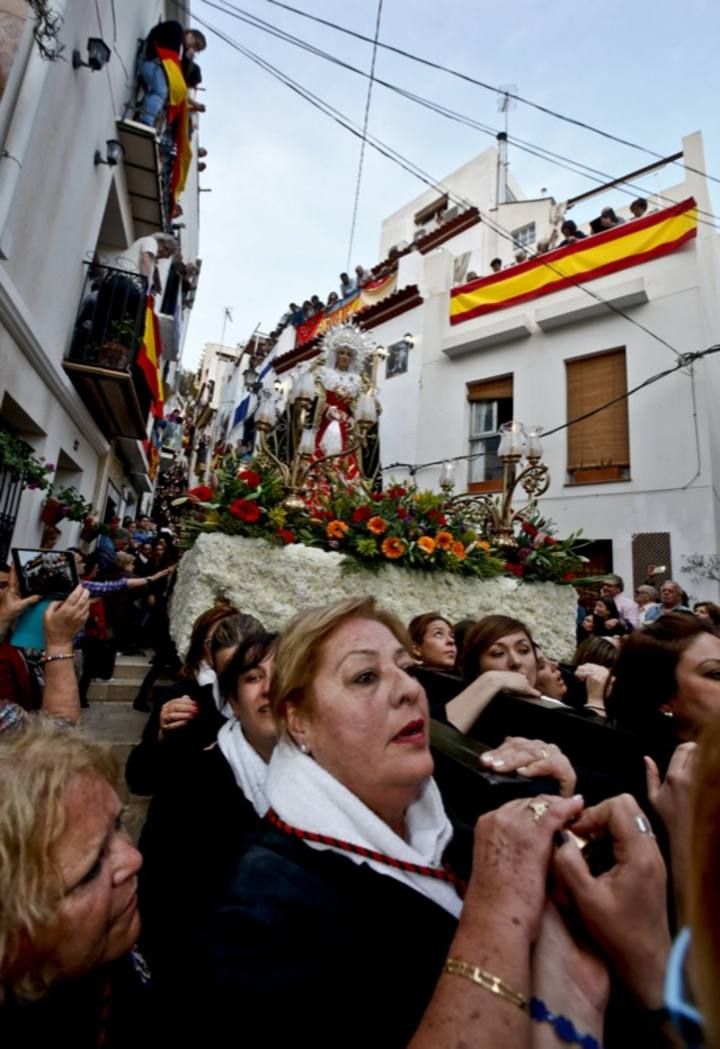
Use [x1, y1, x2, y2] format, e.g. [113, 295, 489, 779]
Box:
[0, 1, 201, 545]
[370, 132, 720, 598]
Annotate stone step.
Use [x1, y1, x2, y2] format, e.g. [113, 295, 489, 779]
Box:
[114, 654, 154, 682]
[86, 676, 173, 702]
[80, 701, 151, 839]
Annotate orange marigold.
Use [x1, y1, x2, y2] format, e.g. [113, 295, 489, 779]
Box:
[417, 535, 436, 555]
[435, 531, 453, 550]
[477, 540, 491, 551]
[450, 541, 466, 560]
[381, 536, 407, 559]
[326, 519, 349, 539]
[367, 515, 389, 535]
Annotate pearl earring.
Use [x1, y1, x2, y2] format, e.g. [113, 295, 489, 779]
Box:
[300, 742, 310, 754]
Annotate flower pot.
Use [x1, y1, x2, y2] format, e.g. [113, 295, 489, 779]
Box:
[41, 498, 64, 526]
[98, 341, 132, 371]
[80, 521, 98, 542]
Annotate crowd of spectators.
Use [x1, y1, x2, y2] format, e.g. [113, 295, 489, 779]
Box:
[2, 554, 720, 1047]
[472, 196, 654, 281]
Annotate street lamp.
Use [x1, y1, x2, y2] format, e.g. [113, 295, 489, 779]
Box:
[73, 37, 111, 72]
[442, 420, 550, 548]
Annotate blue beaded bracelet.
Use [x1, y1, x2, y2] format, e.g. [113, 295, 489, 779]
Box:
[530, 997, 602, 1049]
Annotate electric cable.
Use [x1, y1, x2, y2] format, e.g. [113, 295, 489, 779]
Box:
[346, 0, 384, 272]
[381, 345, 720, 475]
[203, 0, 720, 230]
[259, 0, 720, 189]
[186, 2, 688, 360]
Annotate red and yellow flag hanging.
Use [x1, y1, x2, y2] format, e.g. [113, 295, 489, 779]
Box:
[156, 47, 192, 212]
[450, 197, 698, 326]
[137, 294, 164, 419]
[295, 271, 398, 347]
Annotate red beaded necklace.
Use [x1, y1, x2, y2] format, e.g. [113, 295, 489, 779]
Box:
[267, 809, 466, 897]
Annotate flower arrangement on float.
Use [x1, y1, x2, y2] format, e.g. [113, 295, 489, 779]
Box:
[171, 451, 586, 584]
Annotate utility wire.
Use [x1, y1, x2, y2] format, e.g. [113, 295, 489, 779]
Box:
[205, 0, 720, 230]
[260, 0, 720, 189]
[381, 345, 720, 476]
[346, 0, 383, 272]
[188, 2, 687, 360]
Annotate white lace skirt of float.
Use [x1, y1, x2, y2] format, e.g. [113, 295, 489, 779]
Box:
[319, 420, 344, 455]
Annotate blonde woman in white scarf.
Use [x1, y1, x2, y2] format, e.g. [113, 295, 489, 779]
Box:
[201, 597, 610, 1048]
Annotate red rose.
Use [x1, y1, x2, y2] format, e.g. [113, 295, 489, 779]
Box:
[276, 528, 295, 545]
[352, 506, 372, 523]
[563, 571, 575, 581]
[370, 491, 384, 502]
[229, 498, 261, 523]
[396, 506, 409, 520]
[428, 509, 447, 526]
[521, 522, 538, 537]
[504, 562, 525, 577]
[238, 468, 261, 488]
[387, 485, 407, 500]
[188, 485, 213, 503]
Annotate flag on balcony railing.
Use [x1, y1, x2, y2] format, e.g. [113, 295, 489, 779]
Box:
[138, 295, 164, 418]
[450, 196, 698, 325]
[156, 46, 192, 215]
[295, 271, 398, 347]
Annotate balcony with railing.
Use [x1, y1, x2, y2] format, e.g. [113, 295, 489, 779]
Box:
[63, 263, 153, 440]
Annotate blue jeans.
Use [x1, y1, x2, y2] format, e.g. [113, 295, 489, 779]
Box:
[137, 59, 168, 126]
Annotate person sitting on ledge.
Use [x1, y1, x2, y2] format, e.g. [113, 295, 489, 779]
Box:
[630, 197, 648, 219]
[136, 21, 207, 128]
[489, 256, 503, 273]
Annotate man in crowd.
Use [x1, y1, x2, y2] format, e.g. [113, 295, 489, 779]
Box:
[134, 515, 157, 545]
[136, 21, 207, 127]
[601, 574, 639, 628]
[659, 579, 692, 615]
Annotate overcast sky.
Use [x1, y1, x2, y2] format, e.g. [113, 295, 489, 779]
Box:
[181, 0, 720, 369]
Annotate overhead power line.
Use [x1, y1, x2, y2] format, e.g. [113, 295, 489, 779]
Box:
[346, 0, 383, 272]
[205, 0, 720, 231]
[259, 0, 720, 190]
[188, 3, 687, 360]
[381, 346, 720, 476]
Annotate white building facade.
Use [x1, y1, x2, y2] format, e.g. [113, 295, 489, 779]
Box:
[0, 0, 201, 553]
[274, 132, 720, 597]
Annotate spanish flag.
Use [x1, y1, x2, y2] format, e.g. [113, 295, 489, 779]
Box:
[156, 47, 192, 212]
[138, 294, 164, 418]
[450, 197, 698, 325]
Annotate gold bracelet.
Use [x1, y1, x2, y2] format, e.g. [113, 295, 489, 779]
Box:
[444, 958, 527, 1010]
[41, 652, 75, 664]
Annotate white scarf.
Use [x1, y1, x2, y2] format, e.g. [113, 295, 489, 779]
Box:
[265, 738, 461, 918]
[217, 718, 270, 816]
[196, 660, 224, 713]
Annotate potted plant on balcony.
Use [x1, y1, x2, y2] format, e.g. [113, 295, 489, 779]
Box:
[98, 318, 140, 370]
[0, 429, 54, 492]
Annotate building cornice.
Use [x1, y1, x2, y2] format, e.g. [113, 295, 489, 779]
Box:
[274, 285, 423, 373]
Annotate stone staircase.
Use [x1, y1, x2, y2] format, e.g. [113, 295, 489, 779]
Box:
[80, 653, 170, 838]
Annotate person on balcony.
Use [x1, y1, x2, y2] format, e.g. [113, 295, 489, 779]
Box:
[559, 219, 587, 246]
[489, 257, 503, 273]
[131, 233, 178, 283]
[589, 207, 624, 235]
[339, 272, 356, 297]
[136, 21, 207, 128]
[630, 197, 649, 219]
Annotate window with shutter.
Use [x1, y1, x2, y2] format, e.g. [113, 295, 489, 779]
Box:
[466, 375, 513, 492]
[566, 349, 630, 484]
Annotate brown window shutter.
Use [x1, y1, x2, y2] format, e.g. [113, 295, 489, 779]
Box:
[566, 350, 629, 470]
[467, 374, 513, 402]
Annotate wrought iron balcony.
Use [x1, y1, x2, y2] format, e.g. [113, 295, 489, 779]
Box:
[64, 262, 153, 440]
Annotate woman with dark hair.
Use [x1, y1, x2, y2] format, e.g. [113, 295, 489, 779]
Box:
[125, 608, 262, 795]
[579, 596, 630, 640]
[408, 612, 457, 670]
[606, 612, 720, 741]
[442, 614, 541, 732]
[136, 631, 277, 1040]
[694, 601, 720, 631]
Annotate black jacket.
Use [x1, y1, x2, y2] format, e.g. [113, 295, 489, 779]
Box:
[199, 827, 472, 1048]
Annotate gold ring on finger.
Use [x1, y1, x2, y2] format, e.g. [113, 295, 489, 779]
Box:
[528, 800, 549, 823]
